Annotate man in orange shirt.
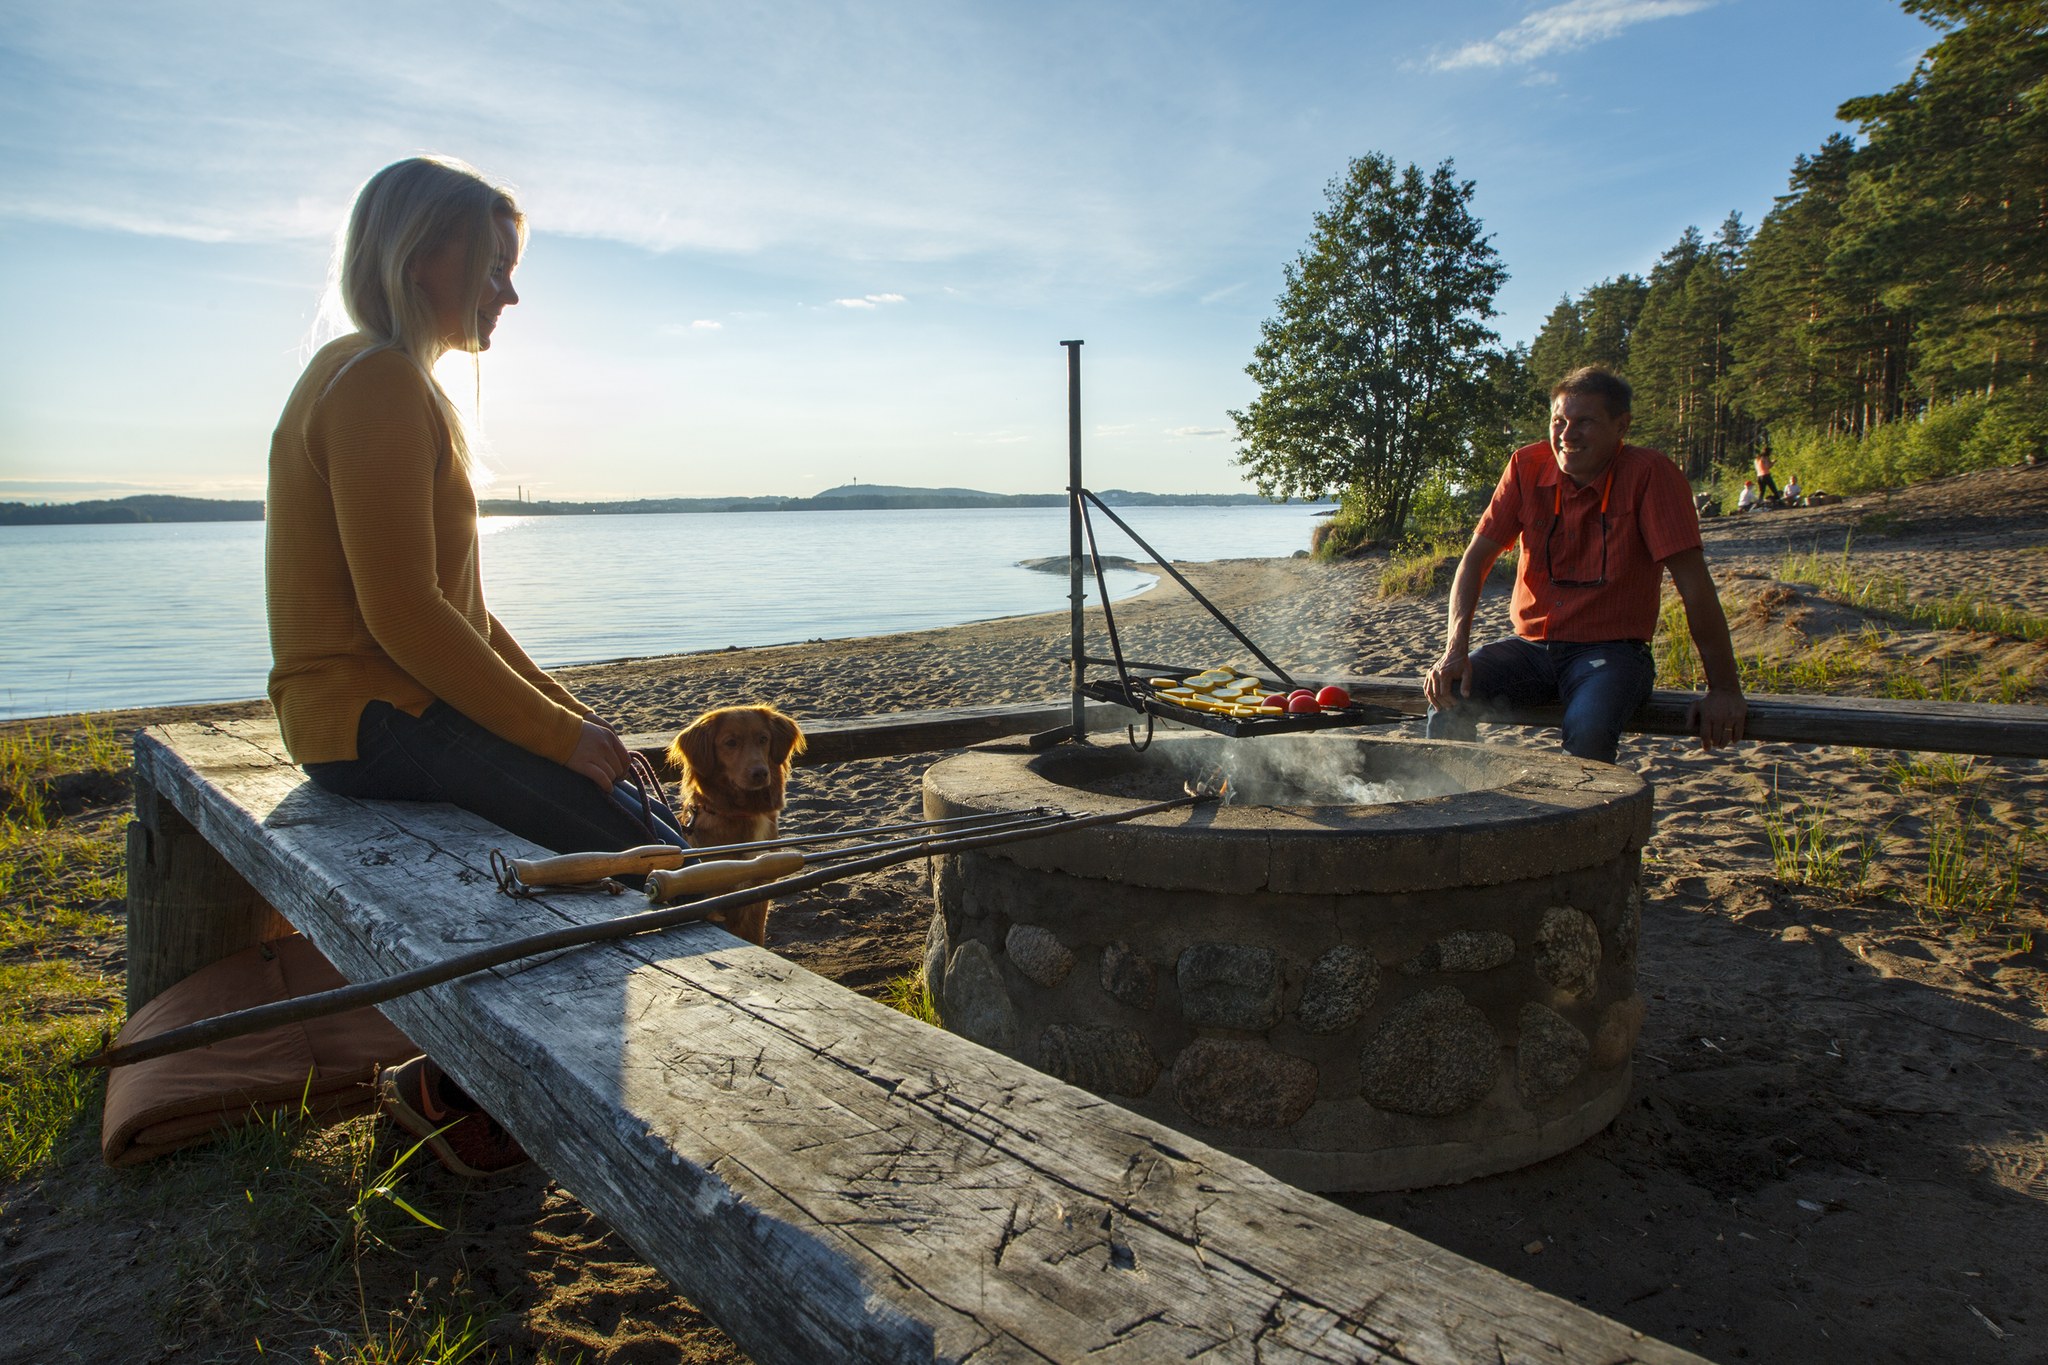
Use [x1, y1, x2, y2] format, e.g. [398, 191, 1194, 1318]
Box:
[1423, 366, 1747, 763]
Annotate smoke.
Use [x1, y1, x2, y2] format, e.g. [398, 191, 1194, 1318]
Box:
[1119, 735, 1472, 808]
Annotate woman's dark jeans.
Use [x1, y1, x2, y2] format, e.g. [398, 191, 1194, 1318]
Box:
[1423, 638, 1655, 764]
[304, 701, 684, 854]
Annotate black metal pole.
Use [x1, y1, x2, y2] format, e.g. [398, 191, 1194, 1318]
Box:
[1062, 339, 1086, 744]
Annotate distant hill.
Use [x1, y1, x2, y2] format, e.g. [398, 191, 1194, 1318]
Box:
[1, 485, 1298, 526]
[0, 495, 264, 526]
[481, 485, 1289, 516]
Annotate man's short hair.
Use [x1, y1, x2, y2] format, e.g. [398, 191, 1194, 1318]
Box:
[1551, 366, 1632, 417]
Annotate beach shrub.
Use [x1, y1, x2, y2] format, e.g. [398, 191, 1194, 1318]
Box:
[1745, 392, 2045, 503]
[1309, 505, 1377, 560]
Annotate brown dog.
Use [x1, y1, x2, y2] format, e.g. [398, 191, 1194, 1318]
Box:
[666, 705, 805, 945]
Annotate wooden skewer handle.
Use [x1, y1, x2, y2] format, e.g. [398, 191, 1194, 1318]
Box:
[645, 850, 807, 904]
[513, 844, 688, 887]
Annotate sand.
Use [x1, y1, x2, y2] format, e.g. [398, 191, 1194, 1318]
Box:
[4, 462, 2047, 1363]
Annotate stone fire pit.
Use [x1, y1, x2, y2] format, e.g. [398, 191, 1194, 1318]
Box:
[920, 733, 1652, 1191]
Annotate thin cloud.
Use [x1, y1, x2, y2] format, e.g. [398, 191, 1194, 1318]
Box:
[1430, 0, 1715, 71]
[834, 293, 907, 309]
[1165, 426, 1226, 438]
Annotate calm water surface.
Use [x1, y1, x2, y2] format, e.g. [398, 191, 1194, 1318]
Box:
[0, 503, 1327, 719]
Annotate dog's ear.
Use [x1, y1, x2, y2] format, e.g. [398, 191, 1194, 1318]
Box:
[670, 710, 726, 782]
[765, 707, 806, 769]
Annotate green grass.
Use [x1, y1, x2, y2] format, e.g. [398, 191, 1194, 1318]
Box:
[0, 717, 130, 1183]
[1781, 542, 2048, 642]
[1377, 540, 1514, 601]
[1922, 811, 2032, 925]
[1759, 773, 1884, 895]
[879, 971, 940, 1026]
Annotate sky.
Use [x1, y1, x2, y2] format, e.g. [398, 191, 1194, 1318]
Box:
[0, 0, 1937, 503]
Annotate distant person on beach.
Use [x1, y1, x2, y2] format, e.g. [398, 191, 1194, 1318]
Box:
[266, 155, 685, 1176]
[1784, 472, 1803, 505]
[1737, 479, 1759, 512]
[1422, 366, 1748, 764]
[1754, 448, 1781, 501]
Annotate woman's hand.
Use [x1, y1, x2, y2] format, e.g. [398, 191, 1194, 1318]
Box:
[567, 718, 634, 791]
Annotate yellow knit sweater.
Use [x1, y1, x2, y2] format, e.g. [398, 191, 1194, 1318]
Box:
[265, 336, 589, 765]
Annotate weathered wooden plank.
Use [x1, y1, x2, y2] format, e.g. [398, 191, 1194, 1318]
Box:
[622, 700, 1121, 776]
[124, 779, 292, 1011]
[628, 682, 2048, 770]
[138, 717, 1705, 1365]
[1324, 673, 2048, 758]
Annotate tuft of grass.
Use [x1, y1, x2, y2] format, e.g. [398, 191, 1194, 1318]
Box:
[1759, 791, 1884, 894]
[1922, 811, 2032, 925]
[1886, 753, 1980, 791]
[880, 971, 940, 1026]
[1378, 540, 1514, 601]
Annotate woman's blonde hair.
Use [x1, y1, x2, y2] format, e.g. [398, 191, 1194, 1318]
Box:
[333, 155, 526, 470]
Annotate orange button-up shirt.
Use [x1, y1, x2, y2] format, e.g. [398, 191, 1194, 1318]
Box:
[1475, 441, 1702, 643]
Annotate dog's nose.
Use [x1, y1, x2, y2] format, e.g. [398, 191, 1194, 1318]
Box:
[746, 764, 771, 786]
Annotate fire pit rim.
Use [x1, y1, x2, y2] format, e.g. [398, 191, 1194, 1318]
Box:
[926, 733, 1651, 895]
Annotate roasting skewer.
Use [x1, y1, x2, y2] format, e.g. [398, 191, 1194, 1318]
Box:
[506, 807, 1061, 889]
[74, 787, 1220, 1072]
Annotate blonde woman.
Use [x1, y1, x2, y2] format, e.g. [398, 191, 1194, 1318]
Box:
[266, 156, 682, 1174]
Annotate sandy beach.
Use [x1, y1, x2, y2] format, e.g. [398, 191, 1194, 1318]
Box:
[5, 463, 2047, 1363]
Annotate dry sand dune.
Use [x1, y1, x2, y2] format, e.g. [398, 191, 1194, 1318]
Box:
[5, 463, 2046, 1363]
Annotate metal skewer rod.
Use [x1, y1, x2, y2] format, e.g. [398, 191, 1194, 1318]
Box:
[667, 807, 1060, 860]
[74, 787, 1221, 1073]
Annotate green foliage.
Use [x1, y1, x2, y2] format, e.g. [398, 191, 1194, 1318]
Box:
[1233, 153, 1509, 542]
[1760, 794, 1884, 893]
[1759, 393, 2043, 498]
[1309, 505, 1378, 561]
[881, 972, 939, 1026]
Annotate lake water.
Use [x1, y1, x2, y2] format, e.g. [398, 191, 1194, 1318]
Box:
[0, 503, 1328, 719]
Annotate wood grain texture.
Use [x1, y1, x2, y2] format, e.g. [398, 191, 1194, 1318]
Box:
[135, 717, 1705, 1365]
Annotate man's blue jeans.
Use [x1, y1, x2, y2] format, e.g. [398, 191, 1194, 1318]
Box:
[1424, 638, 1655, 764]
[304, 700, 686, 854]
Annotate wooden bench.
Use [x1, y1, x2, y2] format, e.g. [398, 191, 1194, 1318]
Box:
[128, 716, 1705, 1365]
[612, 681, 2048, 774]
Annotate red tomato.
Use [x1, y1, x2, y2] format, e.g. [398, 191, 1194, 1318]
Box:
[1288, 689, 1314, 703]
[1260, 693, 1289, 709]
[1287, 694, 1321, 714]
[1316, 685, 1351, 709]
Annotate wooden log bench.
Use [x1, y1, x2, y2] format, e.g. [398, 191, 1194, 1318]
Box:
[614, 681, 2048, 774]
[128, 716, 1704, 1365]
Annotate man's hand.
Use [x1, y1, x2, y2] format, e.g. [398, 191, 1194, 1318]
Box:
[1686, 687, 1748, 752]
[567, 717, 634, 791]
[1424, 646, 1474, 711]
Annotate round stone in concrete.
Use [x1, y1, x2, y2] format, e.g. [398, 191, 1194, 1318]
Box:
[1359, 988, 1501, 1117]
[1099, 940, 1157, 1010]
[940, 940, 1018, 1053]
[1535, 905, 1602, 1000]
[1038, 1023, 1160, 1097]
[1400, 930, 1517, 976]
[1177, 943, 1281, 1031]
[1297, 945, 1380, 1035]
[921, 914, 949, 997]
[1516, 1002, 1589, 1104]
[1172, 1039, 1318, 1130]
[1006, 924, 1075, 988]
